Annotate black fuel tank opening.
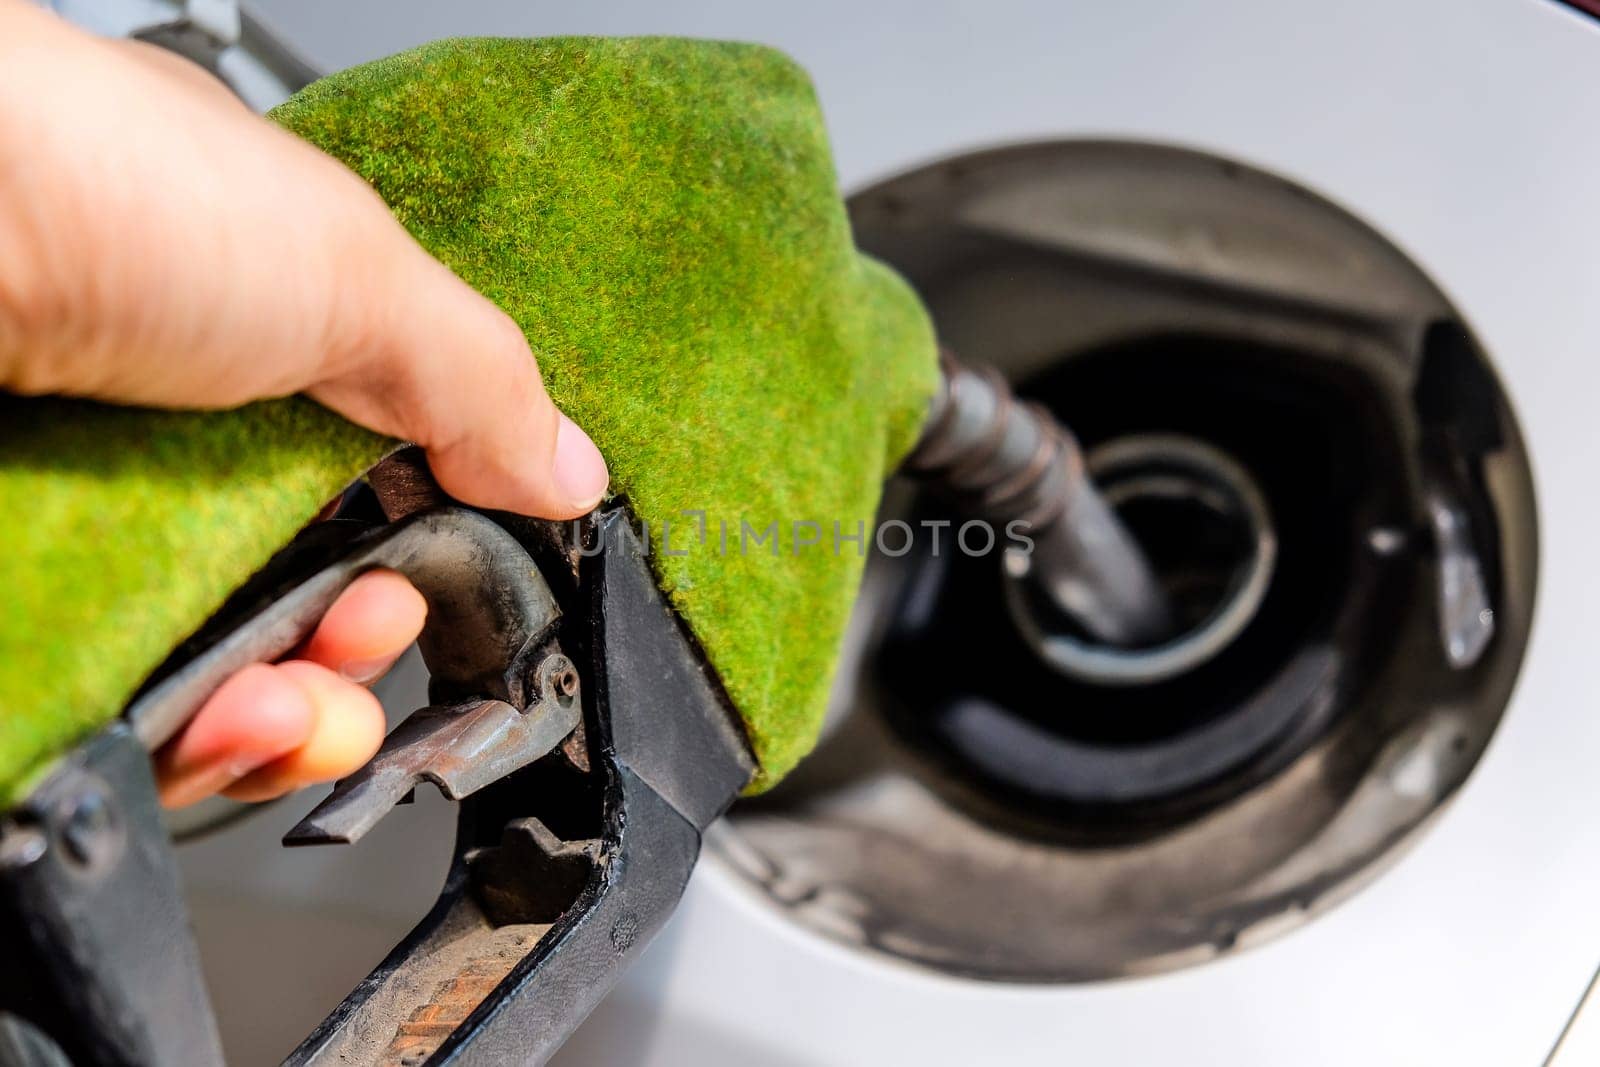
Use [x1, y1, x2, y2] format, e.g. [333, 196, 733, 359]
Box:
[876, 336, 1416, 838]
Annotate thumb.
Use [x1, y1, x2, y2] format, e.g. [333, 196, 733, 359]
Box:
[309, 249, 609, 520]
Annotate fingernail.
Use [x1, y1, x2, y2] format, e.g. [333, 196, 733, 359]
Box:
[553, 413, 609, 513]
[161, 753, 278, 810]
[339, 656, 393, 685]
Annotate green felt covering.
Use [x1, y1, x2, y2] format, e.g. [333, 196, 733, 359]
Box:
[0, 37, 938, 804]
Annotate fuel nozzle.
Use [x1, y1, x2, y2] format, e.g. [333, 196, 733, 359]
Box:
[903, 352, 1177, 651]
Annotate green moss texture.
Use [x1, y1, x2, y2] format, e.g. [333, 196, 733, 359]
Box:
[0, 37, 938, 803]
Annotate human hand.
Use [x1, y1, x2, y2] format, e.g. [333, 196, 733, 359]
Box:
[0, 3, 610, 806]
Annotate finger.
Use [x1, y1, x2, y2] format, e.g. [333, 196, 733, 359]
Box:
[296, 569, 426, 683]
[154, 662, 315, 809]
[222, 661, 387, 803]
[109, 37, 241, 107]
[307, 256, 610, 518]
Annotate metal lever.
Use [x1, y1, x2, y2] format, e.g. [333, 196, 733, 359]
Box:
[285, 653, 582, 846]
[125, 508, 565, 751]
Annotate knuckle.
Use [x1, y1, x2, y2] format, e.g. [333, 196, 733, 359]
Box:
[482, 307, 536, 373]
[0, 171, 115, 395]
[0, 242, 70, 392]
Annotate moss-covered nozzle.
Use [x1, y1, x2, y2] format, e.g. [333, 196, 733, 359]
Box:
[0, 37, 939, 804]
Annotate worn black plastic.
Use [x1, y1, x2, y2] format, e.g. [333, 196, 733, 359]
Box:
[0, 725, 224, 1066]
